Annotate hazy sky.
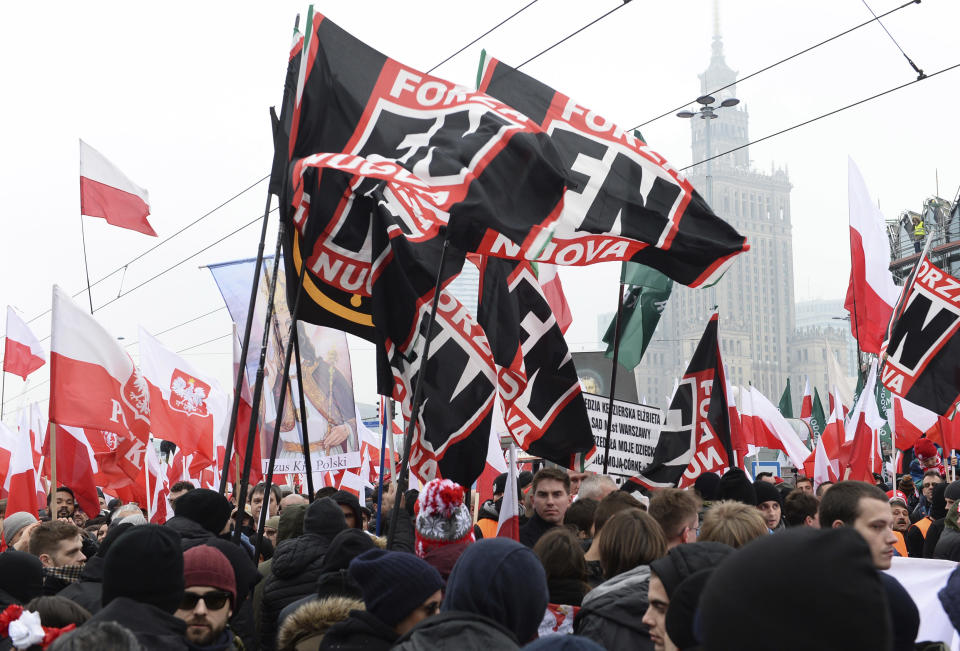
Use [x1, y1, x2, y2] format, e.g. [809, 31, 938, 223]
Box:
[1, 0, 957, 418]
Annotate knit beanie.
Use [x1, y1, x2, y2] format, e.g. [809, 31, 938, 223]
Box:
[265, 515, 280, 531]
[915, 438, 938, 460]
[102, 524, 184, 614]
[414, 479, 475, 558]
[693, 472, 721, 501]
[753, 480, 782, 506]
[303, 497, 347, 538]
[649, 542, 733, 597]
[2, 512, 37, 544]
[0, 550, 43, 604]
[946, 481, 960, 503]
[665, 568, 715, 649]
[717, 468, 756, 505]
[321, 528, 377, 573]
[699, 527, 892, 650]
[349, 549, 443, 628]
[173, 488, 233, 535]
[277, 503, 307, 542]
[183, 545, 237, 608]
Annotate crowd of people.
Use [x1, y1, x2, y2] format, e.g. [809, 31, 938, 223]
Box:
[2, 440, 960, 650]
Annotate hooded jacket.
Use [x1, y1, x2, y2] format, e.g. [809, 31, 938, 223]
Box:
[574, 564, 655, 650]
[277, 596, 363, 651]
[393, 611, 520, 650]
[0, 551, 42, 608]
[261, 498, 347, 650]
[83, 595, 189, 651]
[317, 608, 398, 651]
[253, 504, 307, 645]
[436, 538, 548, 646]
[934, 500, 960, 561]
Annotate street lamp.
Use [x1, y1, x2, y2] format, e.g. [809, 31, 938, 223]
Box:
[677, 94, 739, 207]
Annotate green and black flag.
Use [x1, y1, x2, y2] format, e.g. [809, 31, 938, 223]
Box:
[602, 263, 673, 369]
[809, 388, 827, 439]
[778, 379, 793, 418]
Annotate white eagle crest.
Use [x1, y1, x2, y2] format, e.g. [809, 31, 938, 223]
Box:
[172, 376, 207, 414]
[127, 371, 150, 417]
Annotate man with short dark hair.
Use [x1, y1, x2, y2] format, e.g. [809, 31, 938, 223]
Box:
[819, 481, 897, 569]
[755, 472, 776, 484]
[519, 468, 571, 548]
[795, 476, 813, 495]
[47, 486, 77, 519]
[29, 520, 87, 594]
[815, 481, 834, 498]
[783, 490, 819, 528]
[648, 489, 701, 549]
[249, 483, 282, 529]
[169, 481, 195, 512]
[911, 470, 943, 522]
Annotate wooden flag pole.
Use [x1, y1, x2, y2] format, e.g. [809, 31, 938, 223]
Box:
[144, 437, 152, 518]
[49, 423, 58, 502]
[387, 238, 451, 550]
[253, 256, 308, 560]
[602, 283, 626, 474]
[291, 325, 315, 500]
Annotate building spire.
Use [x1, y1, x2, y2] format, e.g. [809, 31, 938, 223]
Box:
[712, 0, 724, 61]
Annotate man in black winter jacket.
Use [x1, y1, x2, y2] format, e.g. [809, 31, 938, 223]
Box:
[261, 497, 347, 650]
[519, 469, 571, 548]
[58, 523, 135, 613]
[82, 525, 189, 651]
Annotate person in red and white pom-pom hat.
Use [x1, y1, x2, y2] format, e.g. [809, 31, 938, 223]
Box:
[414, 479, 475, 579]
[910, 438, 945, 486]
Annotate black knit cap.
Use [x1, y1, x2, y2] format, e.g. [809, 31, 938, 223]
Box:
[649, 542, 733, 597]
[173, 488, 233, 535]
[753, 480, 782, 506]
[0, 550, 43, 604]
[321, 528, 377, 573]
[717, 468, 756, 505]
[693, 472, 721, 501]
[946, 480, 960, 502]
[665, 568, 714, 649]
[303, 497, 347, 538]
[931, 482, 949, 520]
[102, 524, 184, 614]
[699, 527, 892, 651]
[349, 549, 443, 627]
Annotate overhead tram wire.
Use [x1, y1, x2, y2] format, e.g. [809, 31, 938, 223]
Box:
[176, 333, 233, 354]
[426, 0, 542, 74]
[1, 305, 231, 409]
[0, 173, 270, 342]
[678, 60, 960, 172]
[515, 1, 631, 70]
[629, 0, 921, 131]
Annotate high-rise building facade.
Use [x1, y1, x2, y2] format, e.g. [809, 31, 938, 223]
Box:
[635, 25, 795, 404]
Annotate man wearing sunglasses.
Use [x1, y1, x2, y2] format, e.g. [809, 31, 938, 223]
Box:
[176, 545, 240, 650]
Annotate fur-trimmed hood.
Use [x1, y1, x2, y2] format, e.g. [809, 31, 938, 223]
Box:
[277, 596, 364, 651]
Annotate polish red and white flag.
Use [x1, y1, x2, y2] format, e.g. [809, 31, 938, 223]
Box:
[80, 139, 155, 236]
[50, 424, 101, 518]
[537, 263, 572, 334]
[800, 378, 813, 421]
[843, 360, 885, 482]
[891, 395, 938, 451]
[844, 158, 900, 354]
[3, 307, 46, 380]
[740, 386, 811, 469]
[1, 421, 39, 517]
[477, 404, 509, 505]
[496, 443, 520, 540]
[139, 327, 228, 477]
[50, 285, 151, 445]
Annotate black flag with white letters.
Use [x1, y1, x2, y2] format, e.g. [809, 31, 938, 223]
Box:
[881, 256, 960, 416]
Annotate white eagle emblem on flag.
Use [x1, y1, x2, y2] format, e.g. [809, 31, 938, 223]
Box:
[169, 369, 210, 417]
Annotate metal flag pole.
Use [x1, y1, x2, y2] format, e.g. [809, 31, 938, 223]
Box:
[231, 215, 291, 542]
[1, 371, 6, 421]
[602, 282, 627, 474]
[291, 324, 315, 500]
[253, 257, 309, 559]
[387, 238, 452, 549]
[375, 396, 389, 535]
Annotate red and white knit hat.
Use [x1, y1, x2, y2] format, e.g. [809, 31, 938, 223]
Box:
[414, 478, 475, 558]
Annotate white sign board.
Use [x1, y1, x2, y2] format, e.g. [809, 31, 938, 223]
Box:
[582, 393, 662, 482]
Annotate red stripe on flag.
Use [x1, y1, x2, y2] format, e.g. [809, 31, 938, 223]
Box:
[80, 177, 155, 236]
[3, 339, 44, 380]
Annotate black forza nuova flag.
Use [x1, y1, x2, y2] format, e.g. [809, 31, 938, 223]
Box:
[477, 58, 748, 287]
[274, 12, 568, 344]
[881, 257, 960, 417]
[477, 257, 595, 466]
[630, 312, 735, 489]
